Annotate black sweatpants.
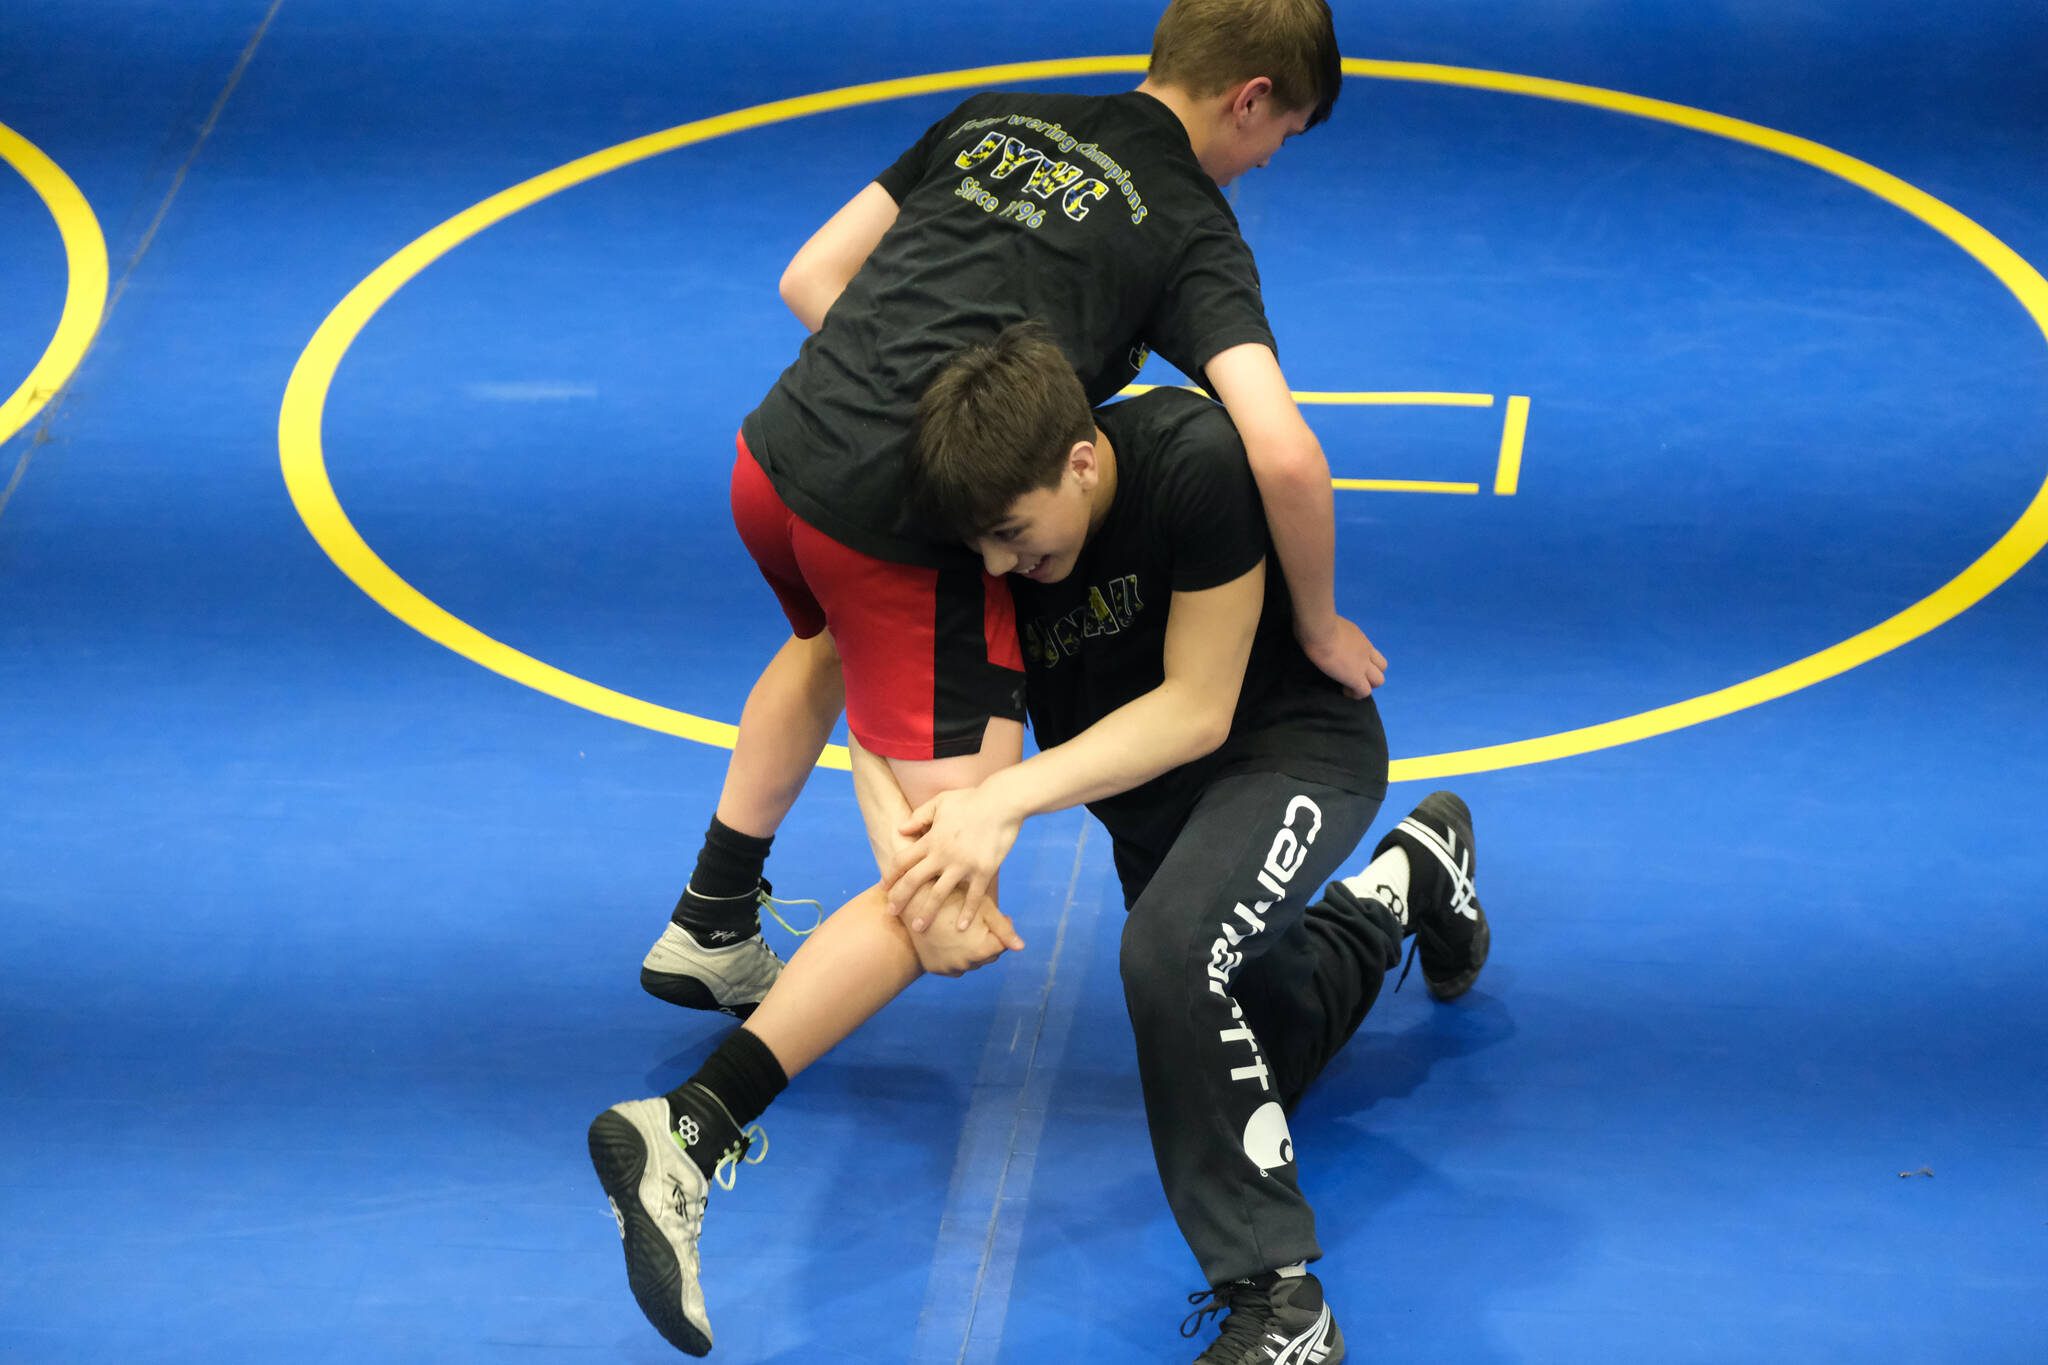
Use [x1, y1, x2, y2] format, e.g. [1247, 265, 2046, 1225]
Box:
[1114, 771, 1403, 1288]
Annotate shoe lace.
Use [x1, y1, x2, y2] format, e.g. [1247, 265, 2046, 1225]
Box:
[1394, 936, 1420, 993]
[756, 881, 824, 938]
[712, 1122, 769, 1192]
[1181, 1286, 1228, 1338]
[1181, 1280, 1271, 1359]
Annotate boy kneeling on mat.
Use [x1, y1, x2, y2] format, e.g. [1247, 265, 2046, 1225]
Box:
[887, 322, 1493, 1363]
[589, 321, 1493, 1362]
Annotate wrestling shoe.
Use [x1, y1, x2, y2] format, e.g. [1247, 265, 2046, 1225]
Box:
[1182, 1271, 1344, 1364]
[1373, 790, 1489, 1000]
[587, 1088, 765, 1356]
[640, 880, 821, 1018]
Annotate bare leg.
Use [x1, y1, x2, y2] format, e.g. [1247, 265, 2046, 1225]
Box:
[712, 631, 845, 839]
[741, 716, 1029, 1079]
[741, 885, 920, 1078]
[887, 717, 1025, 808]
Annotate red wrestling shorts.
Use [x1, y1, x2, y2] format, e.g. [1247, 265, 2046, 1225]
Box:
[728, 432, 1024, 761]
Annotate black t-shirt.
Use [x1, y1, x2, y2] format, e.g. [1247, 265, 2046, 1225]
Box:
[1014, 388, 1389, 870]
[743, 89, 1276, 566]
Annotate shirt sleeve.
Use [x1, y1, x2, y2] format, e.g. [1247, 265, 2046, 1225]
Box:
[1160, 406, 1268, 593]
[1143, 219, 1279, 392]
[874, 96, 982, 204]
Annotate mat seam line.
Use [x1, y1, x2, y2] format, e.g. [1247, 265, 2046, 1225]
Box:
[953, 819, 1092, 1361]
[0, 0, 286, 530]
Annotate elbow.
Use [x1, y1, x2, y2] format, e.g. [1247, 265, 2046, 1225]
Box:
[1246, 425, 1327, 490]
[777, 263, 809, 316]
[779, 249, 835, 322]
[1187, 708, 1234, 760]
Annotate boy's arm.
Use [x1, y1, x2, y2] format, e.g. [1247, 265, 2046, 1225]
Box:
[778, 182, 901, 332]
[886, 563, 1265, 928]
[1203, 341, 1388, 699]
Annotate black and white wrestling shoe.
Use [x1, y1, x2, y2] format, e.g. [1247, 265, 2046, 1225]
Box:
[1373, 790, 1489, 1000]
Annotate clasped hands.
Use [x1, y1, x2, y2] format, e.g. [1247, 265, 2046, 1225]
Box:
[882, 783, 1025, 977]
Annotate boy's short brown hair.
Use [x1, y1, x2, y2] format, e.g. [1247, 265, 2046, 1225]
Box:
[1148, 0, 1342, 129]
[911, 322, 1096, 542]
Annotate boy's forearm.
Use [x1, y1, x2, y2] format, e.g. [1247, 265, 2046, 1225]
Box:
[983, 681, 1232, 823]
[1203, 342, 1344, 643]
[1243, 434, 1342, 645]
[979, 571, 1259, 822]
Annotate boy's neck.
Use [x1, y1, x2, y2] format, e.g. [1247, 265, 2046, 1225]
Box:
[1085, 426, 1119, 540]
[1133, 79, 1219, 175]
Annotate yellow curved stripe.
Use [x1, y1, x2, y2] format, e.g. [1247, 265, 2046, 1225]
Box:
[279, 58, 2048, 781]
[1339, 60, 2048, 779]
[0, 122, 108, 449]
[281, 59, 1157, 770]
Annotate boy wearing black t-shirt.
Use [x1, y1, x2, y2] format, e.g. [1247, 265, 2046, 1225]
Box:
[589, 317, 1490, 1356]
[641, 0, 1387, 1024]
[586, 5, 1408, 1357]
[875, 325, 1495, 1363]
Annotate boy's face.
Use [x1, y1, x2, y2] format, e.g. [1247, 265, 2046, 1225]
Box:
[971, 444, 1099, 584]
[1205, 90, 1312, 188]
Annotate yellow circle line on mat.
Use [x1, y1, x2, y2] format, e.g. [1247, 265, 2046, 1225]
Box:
[0, 121, 108, 449]
[278, 57, 2048, 781]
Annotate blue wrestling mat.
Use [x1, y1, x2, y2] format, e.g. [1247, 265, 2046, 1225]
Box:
[3, 1, 2045, 1360]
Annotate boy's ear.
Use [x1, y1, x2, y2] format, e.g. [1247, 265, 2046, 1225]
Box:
[1068, 438, 1099, 486]
[1228, 76, 1275, 124]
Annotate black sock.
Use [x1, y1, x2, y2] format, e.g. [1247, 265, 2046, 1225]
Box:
[690, 816, 774, 898]
[672, 817, 774, 936]
[669, 1027, 788, 1133]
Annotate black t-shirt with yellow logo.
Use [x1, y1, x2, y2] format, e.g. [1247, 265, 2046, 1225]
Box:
[743, 90, 1276, 567]
[1015, 388, 1389, 866]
